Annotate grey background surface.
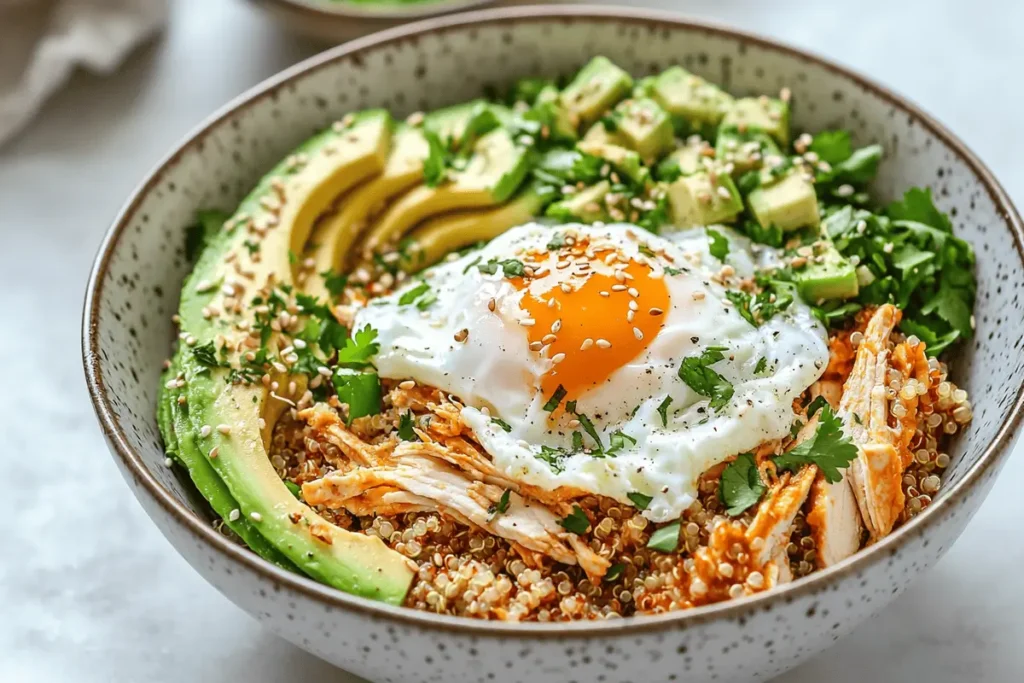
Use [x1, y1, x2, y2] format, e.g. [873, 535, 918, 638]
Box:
[1, 0, 1021, 681]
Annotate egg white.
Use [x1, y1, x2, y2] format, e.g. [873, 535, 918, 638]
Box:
[356, 223, 829, 522]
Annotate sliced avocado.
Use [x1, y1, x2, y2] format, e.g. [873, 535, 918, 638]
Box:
[546, 181, 611, 223]
[406, 185, 546, 270]
[747, 170, 820, 232]
[362, 128, 531, 254]
[721, 97, 790, 147]
[612, 97, 674, 162]
[304, 124, 430, 298]
[581, 121, 625, 147]
[560, 56, 634, 130]
[794, 239, 859, 301]
[663, 172, 743, 228]
[715, 127, 781, 176]
[174, 111, 415, 604]
[577, 140, 647, 185]
[657, 138, 711, 179]
[423, 99, 492, 148]
[647, 66, 734, 129]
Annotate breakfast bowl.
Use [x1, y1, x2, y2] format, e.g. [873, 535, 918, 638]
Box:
[83, 6, 1024, 682]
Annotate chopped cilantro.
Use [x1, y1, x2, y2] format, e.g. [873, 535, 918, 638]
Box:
[488, 489, 512, 518]
[726, 285, 794, 327]
[575, 412, 604, 451]
[754, 357, 769, 375]
[638, 244, 656, 258]
[321, 270, 347, 298]
[478, 258, 526, 277]
[559, 505, 590, 535]
[398, 411, 417, 441]
[646, 522, 681, 552]
[543, 385, 567, 412]
[663, 265, 685, 276]
[463, 256, 482, 274]
[422, 129, 450, 187]
[773, 405, 857, 483]
[284, 480, 302, 500]
[678, 346, 734, 412]
[627, 491, 653, 511]
[656, 395, 673, 427]
[605, 430, 636, 456]
[547, 232, 568, 251]
[707, 228, 730, 261]
[491, 417, 512, 432]
[398, 282, 430, 306]
[537, 445, 567, 473]
[604, 562, 626, 582]
[192, 341, 223, 370]
[805, 395, 830, 418]
[718, 452, 765, 516]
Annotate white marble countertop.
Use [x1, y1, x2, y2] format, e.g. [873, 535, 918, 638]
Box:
[1, 0, 1022, 681]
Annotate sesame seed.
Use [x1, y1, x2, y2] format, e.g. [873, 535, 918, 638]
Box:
[551, 319, 562, 333]
[568, 419, 581, 428]
[716, 186, 732, 200]
[627, 310, 635, 323]
[250, 512, 263, 522]
[399, 380, 416, 390]
[163, 458, 173, 468]
[200, 425, 212, 438]
[615, 271, 626, 282]
[487, 298, 496, 312]
[596, 339, 612, 349]
[542, 334, 556, 344]
[216, 424, 232, 435]
[454, 328, 469, 343]
[836, 184, 855, 197]
[633, 327, 644, 340]
[560, 283, 573, 294]
[552, 353, 566, 364]
[581, 338, 594, 351]
[599, 291, 610, 297]
[529, 341, 544, 351]
[649, 307, 664, 316]
[209, 447, 219, 459]
[627, 287, 639, 297]
[692, 291, 706, 301]
[611, 284, 627, 292]
[519, 318, 536, 327]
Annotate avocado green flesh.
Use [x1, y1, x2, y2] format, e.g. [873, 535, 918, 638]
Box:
[169, 114, 415, 604]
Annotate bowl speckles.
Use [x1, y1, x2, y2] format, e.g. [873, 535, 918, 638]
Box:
[82, 7, 1024, 683]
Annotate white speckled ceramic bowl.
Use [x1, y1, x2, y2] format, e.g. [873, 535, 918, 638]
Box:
[83, 7, 1024, 683]
[250, 0, 503, 43]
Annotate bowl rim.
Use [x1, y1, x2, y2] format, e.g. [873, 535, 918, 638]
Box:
[255, 0, 497, 21]
[83, 4, 1024, 638]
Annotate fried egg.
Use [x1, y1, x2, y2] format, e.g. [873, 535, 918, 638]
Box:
[356, 223, 829, 522]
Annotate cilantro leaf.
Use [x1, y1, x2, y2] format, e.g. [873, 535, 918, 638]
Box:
[559, 505, 590, 535]
[542, 385, 567, 412]
[707, 228, 730, 261]
[718, 452, 766, 516]
[809, 130, 853, 165]
[656, 395, 673, 427]
[537, 446, 567, 473]
[646, 522, 681, 552]
[575, 412, 604, 451]
[773, 405, 857, 483]
[321, 270, 348, 298]
[332, 369, 382, 425]
[422, 129, 450, 187]
[627, 491, 653, 511]
[488, 489, 511, 518]
[192, 341, 224, 370]
[805, 395, 830, 419]
[398, 411, 417, 441]
[335, 325, 380, 368]
[491, 417, 512, 432]
[478, 258, 526, 277]
[754, 357, 769, 375]
[605, 430, 636, 456]
[398, 282, 430, 306]
[604, 562, 626, 582]
[726, 285, 793, 327]
[678, 346, 734, 412]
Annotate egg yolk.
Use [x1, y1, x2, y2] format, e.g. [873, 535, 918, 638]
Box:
[512, 246, 669, 405]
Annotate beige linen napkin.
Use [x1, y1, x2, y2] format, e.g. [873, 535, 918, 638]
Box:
[0, 0, 167, 145]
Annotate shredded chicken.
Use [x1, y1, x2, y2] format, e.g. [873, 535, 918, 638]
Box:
[300, 405, 610, 580]
[836, 304, 914, 541]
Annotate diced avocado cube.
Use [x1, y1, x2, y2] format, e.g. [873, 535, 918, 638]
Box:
[613, 97, 675, 162]
[794, 239, 859, 301]
[657, 138, 712, 179]
[663, 172, 743, 228]
[721, 97, 790, 146]
[747, 171, 820, 232]
[547, 181, 611, 223]
[577, 141, 647, 184]
[715, 127, 781, 176]
[533, 85, 578, 142]
[648, 66, 734, 128]
[581, 121, 625, 147]
[561, 56, 634, 129]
